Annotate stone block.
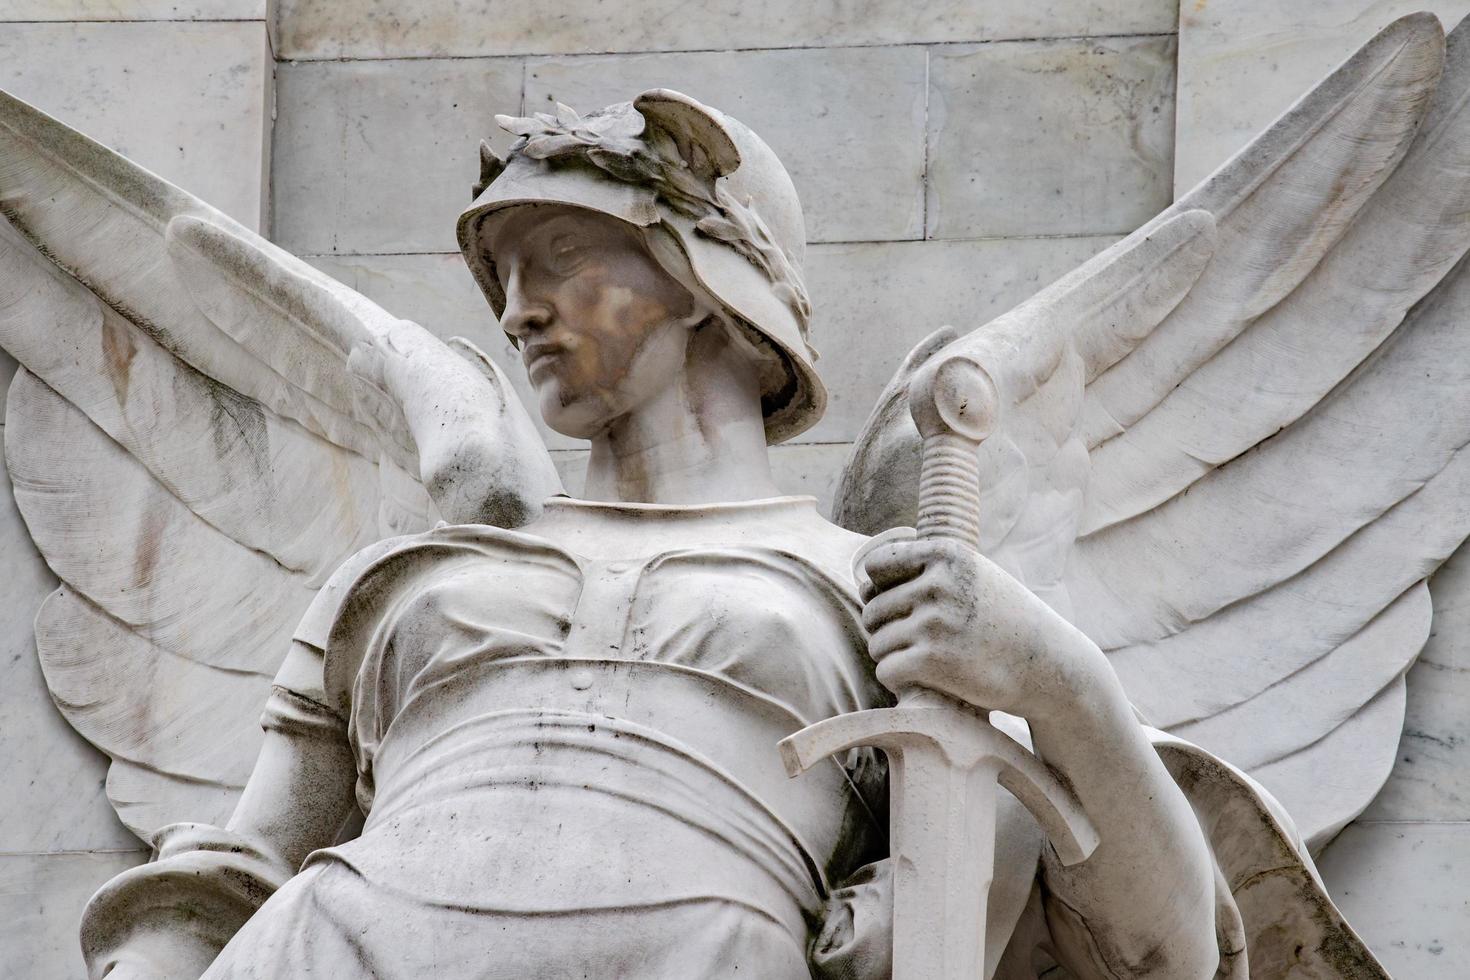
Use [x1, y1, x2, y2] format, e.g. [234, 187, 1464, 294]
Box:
[275, 0, 1180, 61]
[1, 1, 266, 18]
[803, 235, 1116, 443]
[1175, 1, 1470, 194]
[272, 58, 524, 254]
[0, 850, 148, 978]
[1318, 822, 1470, 977]
[927, 35, 1176, 240]
[523, 46, 927, 242]
[1361, 543, 1470, 822]
[0, 21, 272, 231]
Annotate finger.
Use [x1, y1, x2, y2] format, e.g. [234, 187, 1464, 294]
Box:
[873, 646, 934, 697]
[865, 616, 934, 664]
[861, 541, 936, 597]
[861, 576, 935, 635]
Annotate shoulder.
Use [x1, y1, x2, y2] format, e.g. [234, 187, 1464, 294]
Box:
[784, 512, 872, 588]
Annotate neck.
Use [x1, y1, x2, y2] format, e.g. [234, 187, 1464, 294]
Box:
[580, 328, 782, 505]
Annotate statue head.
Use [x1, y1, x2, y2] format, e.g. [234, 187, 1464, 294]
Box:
[456, 89, 825, 443]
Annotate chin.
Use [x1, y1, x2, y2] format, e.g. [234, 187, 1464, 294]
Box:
[537, 387, 612, 440]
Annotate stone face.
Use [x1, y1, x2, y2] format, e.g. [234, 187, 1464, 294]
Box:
[307, 251, 585, 451]
[272, 58, 524, 254]
[1317, 822, 1470, 977]
[1174, 0, 1470, 193]
[927, 36, 1177, 240]
[0, 21, 271, 230]
[0, 850, 149, 979]
[275, 0, 1181, 61]
[524, 46, 927, 243]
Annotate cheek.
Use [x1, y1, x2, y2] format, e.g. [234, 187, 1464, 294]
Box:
[558, 272, 684, 400]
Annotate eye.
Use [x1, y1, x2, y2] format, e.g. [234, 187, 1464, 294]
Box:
[545, 234, 593, 273]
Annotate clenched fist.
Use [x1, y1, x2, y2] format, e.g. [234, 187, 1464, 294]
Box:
[859, 538, 1112, 724]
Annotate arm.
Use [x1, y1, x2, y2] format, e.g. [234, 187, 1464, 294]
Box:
[860, 539, 1220, 979]
[81, 643, 359, 980]
[346, 319, 561, 527]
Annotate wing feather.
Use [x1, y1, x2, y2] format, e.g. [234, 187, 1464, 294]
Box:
[1250, 678, 1408, 846]
[0, 220, 388, 579]
[0, 92, 384, 462]
[7, 372, 314, 673]
[1071, 248, 1470, 649]
[37, 588, 271, 787]
[1082, 15, 1444, 467]
[1166, 584, 1429, 770]
[1086, 16, 1470, 533]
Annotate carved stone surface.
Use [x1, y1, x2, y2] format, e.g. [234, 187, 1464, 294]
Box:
[4, 6, 1470, 978]
[0, 10, 273, 975]
[308, 235, 1119, 450]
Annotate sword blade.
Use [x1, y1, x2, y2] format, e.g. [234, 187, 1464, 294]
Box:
[888, 737, 1002, 980]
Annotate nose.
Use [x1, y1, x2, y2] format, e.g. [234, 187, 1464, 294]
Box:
[499, 265, 553, 341]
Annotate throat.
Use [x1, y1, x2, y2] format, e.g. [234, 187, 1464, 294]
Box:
[581, 375, 780, 506]
[582, 415, 780, 505]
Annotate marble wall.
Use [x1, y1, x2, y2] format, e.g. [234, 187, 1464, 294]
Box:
[1, 0, 1466, 975]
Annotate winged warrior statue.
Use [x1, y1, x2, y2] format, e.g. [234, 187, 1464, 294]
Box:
[1, 11, 1465, 979]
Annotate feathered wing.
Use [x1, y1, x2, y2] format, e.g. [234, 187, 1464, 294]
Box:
[837, 12, 1470, 850]
[0, 91, 560, 840]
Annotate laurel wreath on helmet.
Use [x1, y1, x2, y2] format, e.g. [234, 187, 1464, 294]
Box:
[493, 101, 813, 337]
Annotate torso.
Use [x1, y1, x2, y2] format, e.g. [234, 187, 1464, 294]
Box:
[299, 496, 889, 976]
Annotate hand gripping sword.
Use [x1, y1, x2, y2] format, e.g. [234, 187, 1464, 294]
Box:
[778, 350, 1100, 980]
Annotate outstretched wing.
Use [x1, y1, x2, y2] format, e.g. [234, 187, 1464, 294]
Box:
[837, 12, 1470, 848]
[0, 91, 560, 840]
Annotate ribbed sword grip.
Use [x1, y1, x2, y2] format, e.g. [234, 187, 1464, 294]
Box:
[915, 431, 981, 549]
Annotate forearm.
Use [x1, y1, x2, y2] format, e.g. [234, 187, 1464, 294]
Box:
[1027, 635, 1218, 977]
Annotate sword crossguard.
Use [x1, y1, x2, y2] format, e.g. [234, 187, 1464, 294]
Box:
[778, 703, 1098, 868]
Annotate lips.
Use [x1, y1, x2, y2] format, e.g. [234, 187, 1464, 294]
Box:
[523, 343, 564, 379]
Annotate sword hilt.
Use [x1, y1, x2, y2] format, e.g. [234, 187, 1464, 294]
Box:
[779, 339, 1098, 980]
[908, 349, 998, 550]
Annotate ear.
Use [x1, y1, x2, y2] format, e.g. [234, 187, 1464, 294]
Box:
[472, 139, 508, 200]
[634, 89, 742, 181]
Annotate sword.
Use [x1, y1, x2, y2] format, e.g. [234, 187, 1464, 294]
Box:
[778, 350, 1100, 980]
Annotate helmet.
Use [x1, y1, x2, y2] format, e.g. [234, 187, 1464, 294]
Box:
[456, 89, 825, 443]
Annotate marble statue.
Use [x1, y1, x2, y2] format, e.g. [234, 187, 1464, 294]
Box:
[2, 10, 1469, 978]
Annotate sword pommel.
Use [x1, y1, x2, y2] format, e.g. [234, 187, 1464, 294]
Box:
[906, 350, 998, 548]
